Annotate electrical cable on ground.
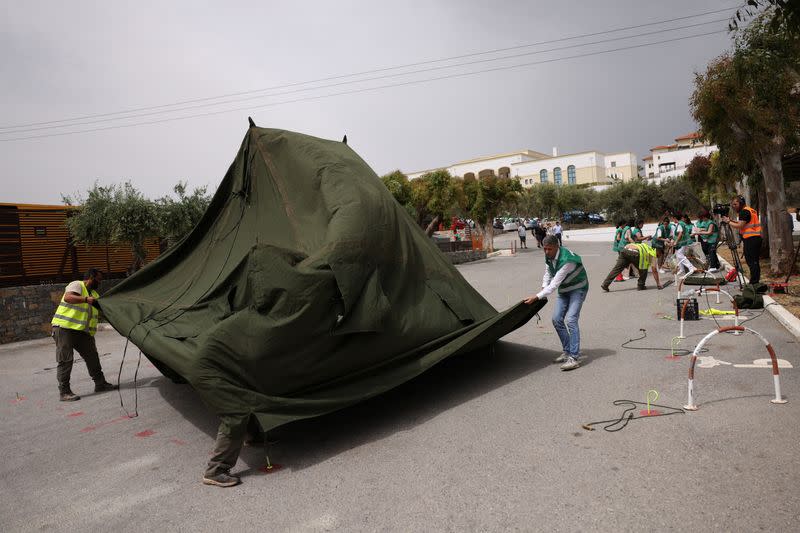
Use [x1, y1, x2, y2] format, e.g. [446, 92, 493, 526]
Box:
[621, 328, 708, 356]
[581, 400, 685, 432]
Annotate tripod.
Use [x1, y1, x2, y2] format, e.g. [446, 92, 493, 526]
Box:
[720, 221, 745, 290]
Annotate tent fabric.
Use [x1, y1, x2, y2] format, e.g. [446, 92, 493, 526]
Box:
[99, 126, 544, 433]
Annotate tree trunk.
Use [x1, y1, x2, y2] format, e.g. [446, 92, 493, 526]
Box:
[424, 215, 440, 237]
[757, 180, 769, 259]
[756, 145, 793, 275]
[483, 223, 495, 252]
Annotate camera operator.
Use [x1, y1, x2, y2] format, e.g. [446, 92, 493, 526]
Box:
[721, 195, 762, 283]
[693, 209, 720, 272]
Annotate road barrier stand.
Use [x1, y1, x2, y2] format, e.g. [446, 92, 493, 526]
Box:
[684, 326, 788, 411]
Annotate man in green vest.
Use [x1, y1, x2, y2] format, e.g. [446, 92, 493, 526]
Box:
[600, 242, 663, 291]
[524, 235, 588, 371]
[51, 268, 118, 401]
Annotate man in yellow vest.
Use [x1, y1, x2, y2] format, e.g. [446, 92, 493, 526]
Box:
[722, 195, 762, 283]
[51, 268, 118, 401]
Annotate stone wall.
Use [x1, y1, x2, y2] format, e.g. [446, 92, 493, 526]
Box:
[0, 279, 123, 345]
[446, 250, 488, 264]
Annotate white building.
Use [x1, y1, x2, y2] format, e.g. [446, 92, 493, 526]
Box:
[407, 147, 638, 188]
[644, 132, 717, 183]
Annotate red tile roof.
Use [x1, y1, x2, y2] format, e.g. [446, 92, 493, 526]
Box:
[675, 132, 701, 141]
[643, 155, 653, 160]
[650, 144, 677, 151]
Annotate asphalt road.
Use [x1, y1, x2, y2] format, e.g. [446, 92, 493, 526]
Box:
[1, 239, 798, 532]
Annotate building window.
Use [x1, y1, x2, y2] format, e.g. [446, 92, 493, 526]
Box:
[567, 165, 576, 185]
[554, 167, 562, 185]
[540, 169, 548, 183]
[34, 226, 47, 237]
[611, 161, 617, 167]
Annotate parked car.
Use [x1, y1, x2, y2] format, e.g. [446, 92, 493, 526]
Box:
[493, 218, 504, 230]
[502, 219, 520, 232]
[562, 210, 589, 224]
[525, 218, 539, 230]
[588, 213, 606, 224]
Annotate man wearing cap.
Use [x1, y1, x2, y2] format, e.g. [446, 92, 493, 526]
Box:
[51, 268, 118, 401]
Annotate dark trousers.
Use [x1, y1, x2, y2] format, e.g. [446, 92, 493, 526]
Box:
[602, 249, 648, 289]
[53, 326, 104, 392]
[701, 241, 720, 269]
[742, 236, 762, 283]
[205, 422, 247, 477]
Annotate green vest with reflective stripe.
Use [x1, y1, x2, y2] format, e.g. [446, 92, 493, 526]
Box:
[630, 227, 642, 241]
[632, 243, 657, 270]
[545, 247, 588, 294]
[52, 281, 99, 336]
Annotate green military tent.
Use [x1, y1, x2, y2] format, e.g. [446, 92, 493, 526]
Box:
[99, 123, 544, 434]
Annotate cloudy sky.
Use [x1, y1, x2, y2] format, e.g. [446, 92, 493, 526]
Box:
[1, 0, 741, 204]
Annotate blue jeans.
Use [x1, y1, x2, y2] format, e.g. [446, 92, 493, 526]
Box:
[552, 288, 588, 358]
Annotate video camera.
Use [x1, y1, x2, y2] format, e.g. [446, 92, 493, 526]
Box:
[712, 203, 730, 217]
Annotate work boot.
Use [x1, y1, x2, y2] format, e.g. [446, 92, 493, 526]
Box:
[202, 472, 241, 487]
[60, 388, 80, 402]
[94, 380, 119, 393]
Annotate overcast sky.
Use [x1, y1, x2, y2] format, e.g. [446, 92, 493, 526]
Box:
[1, 0, 741, 204]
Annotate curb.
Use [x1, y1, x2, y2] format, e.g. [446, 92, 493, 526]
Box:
[717, 256, 800, 340]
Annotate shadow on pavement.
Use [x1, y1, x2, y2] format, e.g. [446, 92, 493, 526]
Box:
[154, 340, 559, 474]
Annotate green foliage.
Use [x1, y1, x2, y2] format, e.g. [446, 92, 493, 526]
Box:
[63, 180, 212, 272]
[729, 1, 800, 38]
[156, 182, 213, 248]
[692, 10, 799, 273]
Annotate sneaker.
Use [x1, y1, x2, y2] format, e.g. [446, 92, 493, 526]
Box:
[94, 381, 119, 393]
[553, 353, 568, 363]
[59, 390, 80, 402]
[709, 268, 719, 273]
[637, 286, 647, 291]
[560, 357, 580, 371]
[202, 472, 241, 487]
[601, 285, 609, 292]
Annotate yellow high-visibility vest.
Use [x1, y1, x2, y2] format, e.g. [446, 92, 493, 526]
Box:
[51, 281, 99, 336]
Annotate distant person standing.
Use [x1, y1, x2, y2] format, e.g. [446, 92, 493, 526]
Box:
[722, 195, 762, 283]
[553, 220, 563, 245]
[694, 209, 720, 272]
[517, 222, 527, 249]
[50, 269, 118, 401]
[534, 222, 546, 248]
[523, 236, 588, 371]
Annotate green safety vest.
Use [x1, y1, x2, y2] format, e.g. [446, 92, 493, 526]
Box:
[613, 227, 624, 252]
[651, 224, 667, 248]
[630, 227, 642, 241]
[545, 247, 588, 294]
[631, 243, 657, 270]
[622, 226, 631, 244]
[676, 221, 693, 247]
[702, 219, 719, 244]
[51, 281, 99, 336]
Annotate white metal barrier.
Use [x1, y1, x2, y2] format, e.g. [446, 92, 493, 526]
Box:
[684, 326, 788, 411]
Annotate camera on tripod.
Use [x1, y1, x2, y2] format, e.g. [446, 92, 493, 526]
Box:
[712, 203, 730, 216]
